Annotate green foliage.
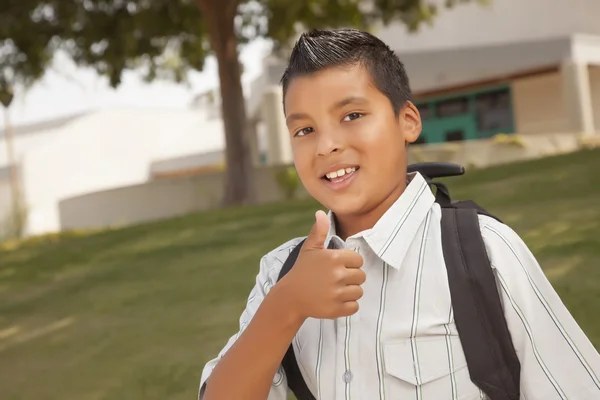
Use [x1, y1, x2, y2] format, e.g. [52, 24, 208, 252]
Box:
[493, 132, 526, 147]
[262, 0, 487, 52]
[1, 0, 487, 89]
[2, 0, 208, 88]
[0, 0, 59, 89]
[273, 166, 300, 200]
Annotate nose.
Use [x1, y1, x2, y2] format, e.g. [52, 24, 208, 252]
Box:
[316, 127, 345, 156]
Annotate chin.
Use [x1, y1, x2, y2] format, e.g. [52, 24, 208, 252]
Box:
[317, 194, 368, 217]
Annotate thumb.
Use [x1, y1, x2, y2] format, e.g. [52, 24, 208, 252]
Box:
[304, 210, 330, 250]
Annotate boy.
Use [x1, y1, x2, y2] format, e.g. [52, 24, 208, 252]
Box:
[199, 29, 600, 399]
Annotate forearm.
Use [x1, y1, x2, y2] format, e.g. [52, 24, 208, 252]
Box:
[202, 284, 304, 400]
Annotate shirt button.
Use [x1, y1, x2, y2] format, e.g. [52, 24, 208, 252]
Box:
[342, 370, 353, 383]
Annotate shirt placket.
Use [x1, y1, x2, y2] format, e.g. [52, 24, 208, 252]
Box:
[334, 238, 362, 400]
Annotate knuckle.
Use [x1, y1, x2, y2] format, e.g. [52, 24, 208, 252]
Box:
[329, 251, 341, 262]
[333, 267, 346, 282]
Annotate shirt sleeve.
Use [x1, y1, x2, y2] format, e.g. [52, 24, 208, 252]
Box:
[198, 238, 304, 400]
[479, 216, 600, 399]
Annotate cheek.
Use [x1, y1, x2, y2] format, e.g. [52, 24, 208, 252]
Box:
[292, 143, 315, 181]
[355, 128, 405, 168]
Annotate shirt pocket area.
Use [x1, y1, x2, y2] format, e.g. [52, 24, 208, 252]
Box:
[383, 336, 484, 399]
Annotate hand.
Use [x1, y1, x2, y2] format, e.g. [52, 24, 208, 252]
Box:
[279, 210, 366, 321]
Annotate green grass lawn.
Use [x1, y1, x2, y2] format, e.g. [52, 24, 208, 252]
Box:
[1, 148, 599, 399]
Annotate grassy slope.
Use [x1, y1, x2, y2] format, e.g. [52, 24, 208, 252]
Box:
[0, 149, 599, 399]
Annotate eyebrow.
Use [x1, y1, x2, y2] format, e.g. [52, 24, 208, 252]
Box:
[285, 96, 369, 126]
[332, 96, 369, 110]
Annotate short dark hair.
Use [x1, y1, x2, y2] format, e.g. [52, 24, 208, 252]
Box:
[280, 28, 412, 115]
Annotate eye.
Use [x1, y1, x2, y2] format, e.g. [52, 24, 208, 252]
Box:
[342, 112, 363, 122]
[294, 127, 314, 137]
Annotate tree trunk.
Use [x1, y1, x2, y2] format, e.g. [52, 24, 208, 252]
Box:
[197, 0, 255, 206]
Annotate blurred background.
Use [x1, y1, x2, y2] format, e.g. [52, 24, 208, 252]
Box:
[1, 0, 599, 399]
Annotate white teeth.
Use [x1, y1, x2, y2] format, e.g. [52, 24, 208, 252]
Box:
[326, 167, 357, 180]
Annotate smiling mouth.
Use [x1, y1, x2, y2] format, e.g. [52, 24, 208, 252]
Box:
[322, 166, 360, 182]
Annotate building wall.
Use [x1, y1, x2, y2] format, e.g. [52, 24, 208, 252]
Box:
[149, 150, 225, 178]
[511, 71, 569, 134]
[58, 132, 583, 233]
[58, 165, 311, 231]
[0, 113, 86, 169]
[579, 3, 600, 40]
[511, 66, 600, 135]
[407, 132, 581, 167]
[374, 0, 597, 53]
[412, 71, 577, 143]
[259, 88, 293, 166]
[20, 108, 226, 236]
[589, 66, 600, 128]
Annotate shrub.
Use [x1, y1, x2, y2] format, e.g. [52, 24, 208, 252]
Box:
[273, 167, 300, 200]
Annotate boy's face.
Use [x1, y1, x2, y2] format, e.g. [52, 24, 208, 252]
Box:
[284, 64, 422, 219]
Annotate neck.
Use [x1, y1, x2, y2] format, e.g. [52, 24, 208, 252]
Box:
[335, 180, 407, 240]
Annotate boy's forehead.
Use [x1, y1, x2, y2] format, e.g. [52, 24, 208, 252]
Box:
[284, 65, 375, 110]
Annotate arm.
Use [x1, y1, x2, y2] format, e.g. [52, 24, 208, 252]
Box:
[480, 218, 600, 399]
[199, 247, 304, 400]
[200, 211, 365, 400]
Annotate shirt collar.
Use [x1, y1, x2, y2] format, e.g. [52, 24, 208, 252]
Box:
[324, 172, 435, 268]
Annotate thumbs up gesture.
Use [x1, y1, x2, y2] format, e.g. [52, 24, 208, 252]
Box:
[280, 210, 366, 321]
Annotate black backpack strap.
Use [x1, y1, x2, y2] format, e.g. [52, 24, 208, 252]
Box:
[277, 239, 316, 400]
[440, 205, 520, 400]
[278, 239, 306, 282]
[450, 200, 502, 222]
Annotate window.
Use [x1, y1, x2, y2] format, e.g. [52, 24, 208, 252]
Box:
[417, 103, 434, 120]
[437, 97, 469, 117]
[475, 89, 512, 131]
[446, 130, 464, 142]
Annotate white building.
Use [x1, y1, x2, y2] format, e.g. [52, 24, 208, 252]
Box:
[0, 106, 225, 237]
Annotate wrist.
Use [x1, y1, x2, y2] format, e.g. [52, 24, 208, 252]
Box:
[266, 281, 306, 331]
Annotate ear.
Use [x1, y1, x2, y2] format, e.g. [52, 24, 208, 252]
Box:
[398, 101, 422, 144]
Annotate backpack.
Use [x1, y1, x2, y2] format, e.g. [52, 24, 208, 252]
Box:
[277, 162, 521, 400]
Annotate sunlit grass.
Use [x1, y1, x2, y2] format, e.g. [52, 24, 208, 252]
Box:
[0, 148, 599, 399]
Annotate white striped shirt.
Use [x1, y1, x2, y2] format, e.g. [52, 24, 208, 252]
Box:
[200, 172, 600, 399]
